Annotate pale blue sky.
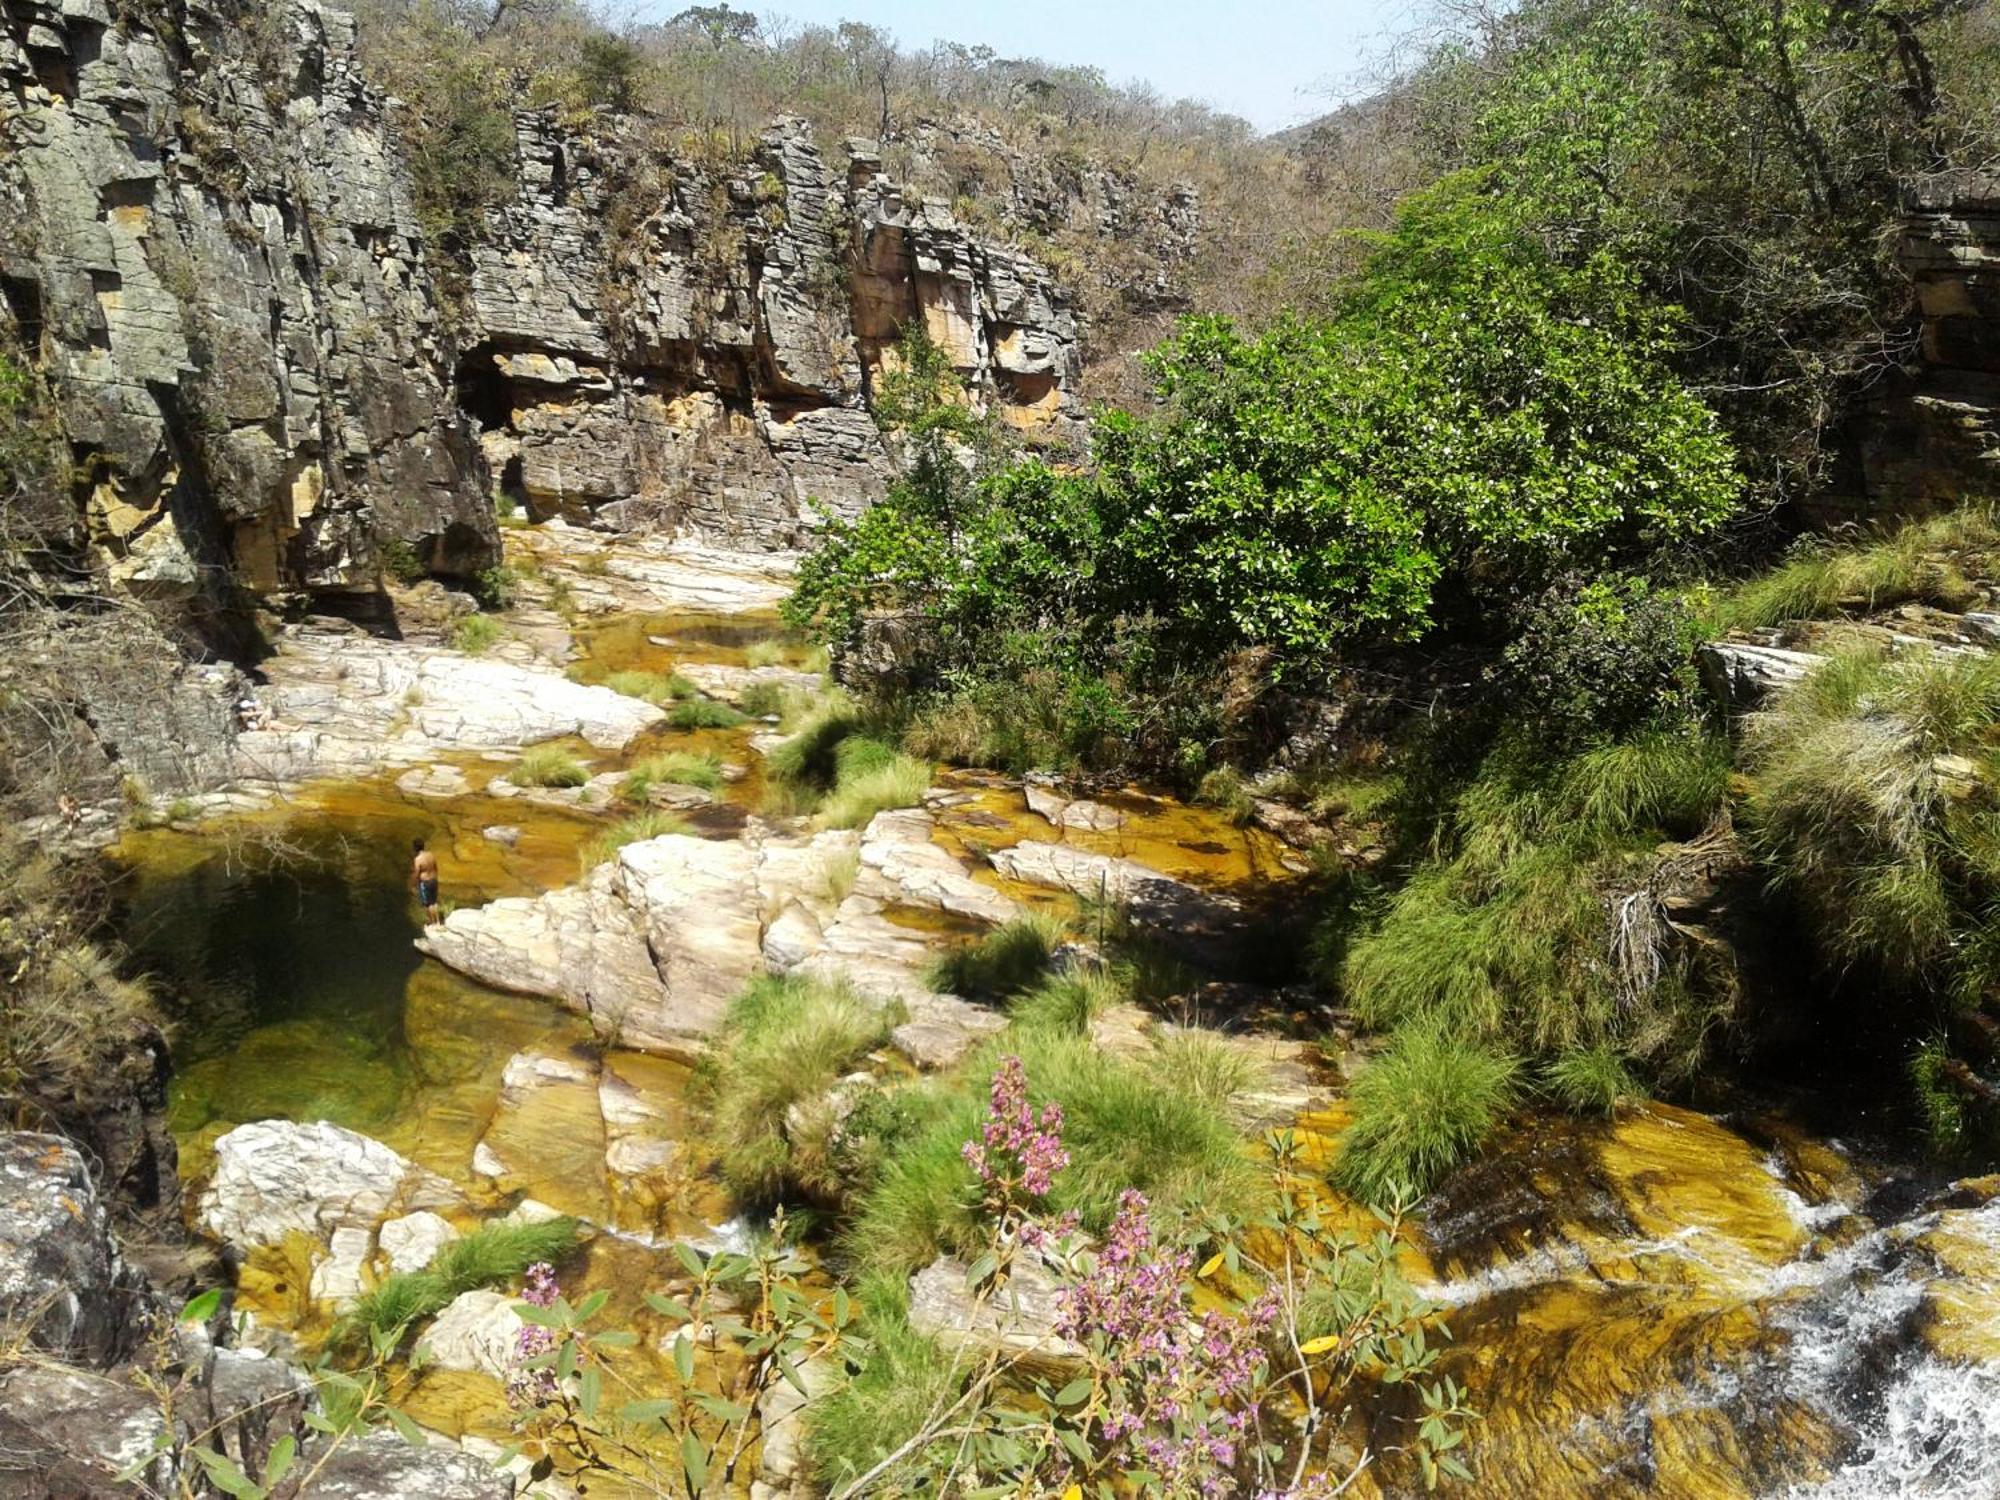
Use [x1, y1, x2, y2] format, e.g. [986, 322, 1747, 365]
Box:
[606, 1, 1411, 135]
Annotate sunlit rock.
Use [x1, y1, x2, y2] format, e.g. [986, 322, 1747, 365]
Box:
[197, 1120, 462, 1252]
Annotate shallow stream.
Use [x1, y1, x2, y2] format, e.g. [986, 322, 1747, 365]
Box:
[113, 598, 2000, 1497]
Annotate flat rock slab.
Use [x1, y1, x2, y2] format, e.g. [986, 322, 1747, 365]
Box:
[423, 810, 1019, 1059]
[233, 626, 662, 783]
[1697, 641, 1824, 712]
[197, 1120, 463, 1252]
[676, 661, 822, 706]
[298, 1427, 515, 1499]
[512, 524, 799, 617]
[987, 839, 1239, 931]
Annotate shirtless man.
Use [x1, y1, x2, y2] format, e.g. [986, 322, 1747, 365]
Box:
[411, 837, 441, 926]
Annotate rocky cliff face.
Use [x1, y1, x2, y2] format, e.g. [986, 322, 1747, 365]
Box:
[0, 0, 1101, 604]
[1849, 172, 2000, 511]
[462, 115, 1085, 544]
[1, 0, 497, 596]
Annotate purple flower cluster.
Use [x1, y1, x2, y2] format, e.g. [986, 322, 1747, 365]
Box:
[506, 1261, 560, 1406]
[962, 1053, 1069, 1202]
[1055, 1191, 1281, 1499]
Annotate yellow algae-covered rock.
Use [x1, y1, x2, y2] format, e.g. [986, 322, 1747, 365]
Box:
[1385, 1104, 1869, 1498]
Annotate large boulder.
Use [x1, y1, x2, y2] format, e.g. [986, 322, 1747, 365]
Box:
[298, 1428, 515, 1499]
[418, 1290, 527, 1382]
[196, 1121, 462, 1252]
[0, 1133, 146, 1365]
[0, 1361, 174, 1497]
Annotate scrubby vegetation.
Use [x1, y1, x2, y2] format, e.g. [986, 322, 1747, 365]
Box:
[667, 697, 746, 730]
[696, 974, 898, 1202]
[762, 690, 933, 827]
[450, 612, 504, 655]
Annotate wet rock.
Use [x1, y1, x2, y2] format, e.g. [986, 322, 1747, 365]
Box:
[857, 808, 1019, 924]
[987, 840, 1239, 931]
[1023, 779, 1124, 832]
[0, 1133, 145, 1365]
[0, 1362, 174, 1497]
[197, 1121, 463, 1252]
[298, 1427, 516, 1498]
[398, 764, 475, 798]
[420, 1290, 525, 1382]
[907, 1251, 1081, 1372]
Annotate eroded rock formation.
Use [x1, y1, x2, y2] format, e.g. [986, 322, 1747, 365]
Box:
[1, 0, 1112, 605]
[1849, 172, 2000, 512]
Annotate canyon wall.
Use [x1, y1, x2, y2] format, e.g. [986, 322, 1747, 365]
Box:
[1848, 172, 2000, 513]
[0, 0, 1129, 602]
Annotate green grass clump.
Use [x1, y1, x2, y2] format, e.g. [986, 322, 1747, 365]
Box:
[668, 698, 747, 729]
[1744, 645, 2000, 998]
[1148, 1030, 1265, 1113]
[1339, 729, 1731, 1082]
[1705, 507, 1994, 634]
[927, 911, 1067, 1000]
[513, 745, 589, 788]
[621, 751, 723, 801]
[745, 638, 790, 668]
[766, 703, 932, 829]
[604, 669, 697, 704]
[844, 1029, 1255, 1277]
[819, 752, 930, 829]
[1542, 1045, 1638, 1116]
[451, 614, 503, 655]
[1007, 967, 1123, 1035]
[700, 974, 896, 1202]
[806, 1273, 962, 1490]
[1331, 1025, 1519, 1205]
[581, 811, 688, 871]
[1194, 766, 1256, 825]
[766, 694, 871, 787]
[739, 680, 787, 718]
[336, 1217, 579, 1354]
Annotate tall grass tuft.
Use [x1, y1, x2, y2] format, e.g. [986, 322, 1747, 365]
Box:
[514, 745, 589, 788]
[806, 1273, 963, 1490]
[621, 751, 722, 801]
[605, 669, 697, 704]
[669, 697, 747, 730]
[1008, 967, 1123, 1034]
[927, 911, 1067, 999]
[1331, 1025, 1518, 1204]
[336, 1217, 580, 1354]
[1744, 645, 2000, 995]
[699, 975, 895, 1202]
[1705, 507, 1995, 634]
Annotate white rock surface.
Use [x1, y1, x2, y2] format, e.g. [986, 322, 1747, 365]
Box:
[197, 1121, 461, 1251]
[232, 625, 663, 783]
[379, 1212, 461, 1276]
[907, 1252, 1081, 1371]
[420, 1290, 525, 1382]
[308, 1225, 375, 1311]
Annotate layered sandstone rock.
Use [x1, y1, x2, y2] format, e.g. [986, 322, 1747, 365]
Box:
[0, 0, 498, 593]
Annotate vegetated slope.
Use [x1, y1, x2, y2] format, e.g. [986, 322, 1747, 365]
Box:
[773, 0, 2000, 1195]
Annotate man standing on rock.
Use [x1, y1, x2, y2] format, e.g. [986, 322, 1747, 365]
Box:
[411, 837, 442, 926]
